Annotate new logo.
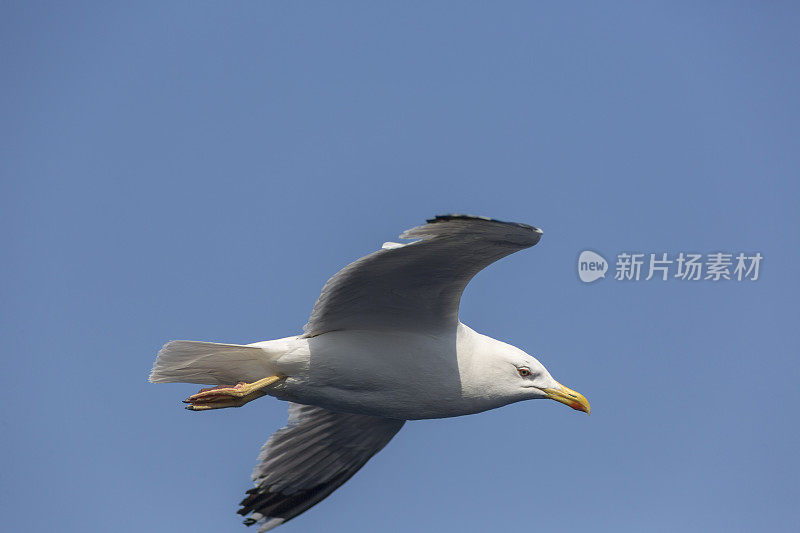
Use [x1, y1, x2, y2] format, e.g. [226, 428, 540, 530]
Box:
[578, 250, 608, 283]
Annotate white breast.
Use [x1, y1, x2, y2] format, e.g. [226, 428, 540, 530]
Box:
[267, 325, 511, 419]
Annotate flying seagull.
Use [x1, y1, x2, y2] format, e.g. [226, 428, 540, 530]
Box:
[150, 214, 590, 531]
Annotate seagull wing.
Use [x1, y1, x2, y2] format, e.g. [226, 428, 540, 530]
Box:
[238, 403, 405, 531]
[303, 215, 542, 336]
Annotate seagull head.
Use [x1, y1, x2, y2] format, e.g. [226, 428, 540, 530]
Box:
[510, 354, 591, 415]
[463, 330, 591, 415]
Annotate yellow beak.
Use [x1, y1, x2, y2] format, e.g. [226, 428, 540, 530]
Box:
[541, 381, 591, 415]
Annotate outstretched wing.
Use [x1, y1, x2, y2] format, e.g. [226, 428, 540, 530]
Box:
[303, 214, 542, 336]
[238, 403, 405, 532]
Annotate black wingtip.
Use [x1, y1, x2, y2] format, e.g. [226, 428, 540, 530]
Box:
[427, 214, 540, 233]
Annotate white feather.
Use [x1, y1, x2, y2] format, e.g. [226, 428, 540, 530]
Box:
[149, 341, 279, 385]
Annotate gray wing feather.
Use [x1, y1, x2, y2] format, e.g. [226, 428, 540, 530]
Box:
[238, 403, 405, 531]
[303, 215, 542, 336]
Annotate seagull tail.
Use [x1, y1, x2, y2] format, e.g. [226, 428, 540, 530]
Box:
[149, 340, 280, 386]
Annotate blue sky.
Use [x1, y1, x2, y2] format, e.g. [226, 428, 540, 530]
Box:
[3, 2, 799, 532]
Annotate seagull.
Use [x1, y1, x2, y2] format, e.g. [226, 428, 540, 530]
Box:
[150, 214, 590, 531]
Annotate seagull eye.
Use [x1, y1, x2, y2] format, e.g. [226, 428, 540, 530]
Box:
[517, 367, 531, 377]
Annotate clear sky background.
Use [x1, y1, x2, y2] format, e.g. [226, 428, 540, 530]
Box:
[3, 2, 799, 532]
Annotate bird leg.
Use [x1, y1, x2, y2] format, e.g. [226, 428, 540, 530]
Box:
[184, 375, 283, 411]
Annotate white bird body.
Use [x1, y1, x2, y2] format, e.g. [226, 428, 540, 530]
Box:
[242, 323, 559, 420]
[150, 215, 589, 531]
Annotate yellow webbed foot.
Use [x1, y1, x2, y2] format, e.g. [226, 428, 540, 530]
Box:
[184, 375, 282, 411]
